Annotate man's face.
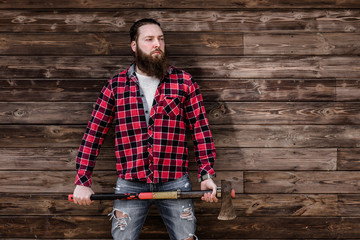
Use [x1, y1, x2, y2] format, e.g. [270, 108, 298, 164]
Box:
[131, 24, 168, 78]
[131, 24, 165, 58]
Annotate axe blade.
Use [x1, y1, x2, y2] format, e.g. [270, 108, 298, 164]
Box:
[217, 180, 237, 220]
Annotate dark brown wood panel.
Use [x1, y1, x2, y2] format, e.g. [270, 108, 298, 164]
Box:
[337, 80, 360, 102]
[207, 102, 360, 125]
[2, 193, 347, 217]
[1, 216, 358, 239]
[245, 171, 360, 194]
[337, 148, 360, 170]
[212, 125, 360, 148]
[1, 0, 359, 9]
[1, 10, 360, 33]
[0, 147, 336, 171]
[244, 33, 360, 55]
[1, 1, 359, 239]
[0, 79, 337, 102]
[0, 33, 244, 56]
[3, 33, 360, 56]
[1, 125, 360, 148]
[0, 171, 243, 193]
[2, 102, 360, 125]
[1, 56, 360, 79]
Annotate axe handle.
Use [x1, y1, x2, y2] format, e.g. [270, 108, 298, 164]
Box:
[68, 189, 226, 202]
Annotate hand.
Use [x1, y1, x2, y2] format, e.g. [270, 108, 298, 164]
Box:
[72, 185, 94, 205]
[200, 178, 218, 203]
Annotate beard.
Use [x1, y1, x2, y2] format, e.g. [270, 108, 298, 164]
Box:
[135, 45, 168, 79]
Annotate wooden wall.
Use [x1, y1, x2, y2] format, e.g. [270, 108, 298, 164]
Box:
[1, 0, 360, 239]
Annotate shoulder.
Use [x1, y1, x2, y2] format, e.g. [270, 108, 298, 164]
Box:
[108, 69, 128, 88]
[168, 65, 194, 85]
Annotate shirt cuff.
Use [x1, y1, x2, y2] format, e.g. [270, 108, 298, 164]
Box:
[198, 173, 216, 182]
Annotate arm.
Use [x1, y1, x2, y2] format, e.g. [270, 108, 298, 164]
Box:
[184, 77, 217, 202]
[73, 81, 115, 205]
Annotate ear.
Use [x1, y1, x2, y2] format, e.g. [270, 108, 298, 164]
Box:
[131, 41, 136, 53]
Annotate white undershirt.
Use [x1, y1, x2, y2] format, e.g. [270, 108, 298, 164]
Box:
[136, 72, 160, 120]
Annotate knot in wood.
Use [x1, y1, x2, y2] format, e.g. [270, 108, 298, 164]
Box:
[210, 104, 227, 119]
[13, 109, 27, 118]
[12, 16, 36, 24]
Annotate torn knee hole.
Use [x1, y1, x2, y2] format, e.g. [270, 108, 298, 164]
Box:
[108, 209, 130, 231]
[180, 207, 194, 221]
[115, 210, 128, 218]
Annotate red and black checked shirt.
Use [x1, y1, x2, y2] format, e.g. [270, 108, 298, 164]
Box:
[75, 64, 216, 186]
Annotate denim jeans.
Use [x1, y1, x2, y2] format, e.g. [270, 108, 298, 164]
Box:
[110, 175, 197, 240]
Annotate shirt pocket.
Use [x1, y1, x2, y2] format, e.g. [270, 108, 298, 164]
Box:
[161, 96, 182, 117]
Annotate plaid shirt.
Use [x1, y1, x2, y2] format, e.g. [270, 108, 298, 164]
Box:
[75, 64, 216, 186]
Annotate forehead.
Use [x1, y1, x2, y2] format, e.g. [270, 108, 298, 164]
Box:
[138, 24, 164, 38]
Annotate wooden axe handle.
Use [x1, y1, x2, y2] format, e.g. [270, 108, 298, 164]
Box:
[68, 188, 235, 201]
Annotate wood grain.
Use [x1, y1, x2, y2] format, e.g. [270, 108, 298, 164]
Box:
[337, 148, 360, 170]
[1, 193, 348, 217]
[2, 102, 360, 125]
[1, 216, 358, 239]
[0, 79, 337, 102]
[0, 10, 359, 33]
[206, 102, 360, 125]
[245, 171, 360, 193]
[1, 0, 360, 9]
[0, 147, 336, 171]
[1, 125, 360, 148]
[0, 171, 243, 193]
[0, 33, 244, 56]
[1, 56, 360, 79]
[2, 33, 360, 56]
[244, 33, 360, 55]
[1, 1, 359, 239]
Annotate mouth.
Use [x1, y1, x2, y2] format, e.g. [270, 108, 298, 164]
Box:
[151, 49, 163, 55]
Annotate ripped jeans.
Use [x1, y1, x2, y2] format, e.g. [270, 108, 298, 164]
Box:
[110, 175, 197, 240]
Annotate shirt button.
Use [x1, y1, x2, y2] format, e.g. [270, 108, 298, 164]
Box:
[145, 110, 149, 114]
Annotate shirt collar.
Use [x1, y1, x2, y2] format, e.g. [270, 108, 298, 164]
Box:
[127, 63, 172, 83]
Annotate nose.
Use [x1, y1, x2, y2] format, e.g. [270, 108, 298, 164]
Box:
[153, 39, 160, 48]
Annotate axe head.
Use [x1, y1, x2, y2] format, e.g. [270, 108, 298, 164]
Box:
[217, 180, 236, 220]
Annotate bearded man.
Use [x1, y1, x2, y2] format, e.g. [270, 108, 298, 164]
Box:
[72, 18, 217, 240]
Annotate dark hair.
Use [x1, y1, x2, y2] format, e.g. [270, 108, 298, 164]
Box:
[130, 18, 161, 42]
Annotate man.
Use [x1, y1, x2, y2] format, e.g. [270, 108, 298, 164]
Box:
[72, 18, 217, 240]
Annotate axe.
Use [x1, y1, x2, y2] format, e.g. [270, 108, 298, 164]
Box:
[68, 180, 236, 220]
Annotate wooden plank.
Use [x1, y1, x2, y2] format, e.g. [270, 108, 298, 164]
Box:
[0, 33, 244, 56]
[338, 194, 360, 216]
[1, 125, 360, 148]
[0, 10, 360, 33]
[0, 0, 359, 9]
[212, 125, 360, 148]
[337, 148, 360, 170]
[0, 79, 105, 102]
[245, 171, 360, 194]
[0, 79, 336, 102]
[0, 102, 93, 124]
[1, 193, 343, 217]
[0, 147, 115, 171]
[3, 102, 360, 125]
[1, 56, 360, 79]
[337, 80, 360, 101]
[0, 216, 355, 239]
[0, 147, 337, 171]
[0, 171, 243, 193]
[206, 102, 360, 125]
[244, 33, 360, 55]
